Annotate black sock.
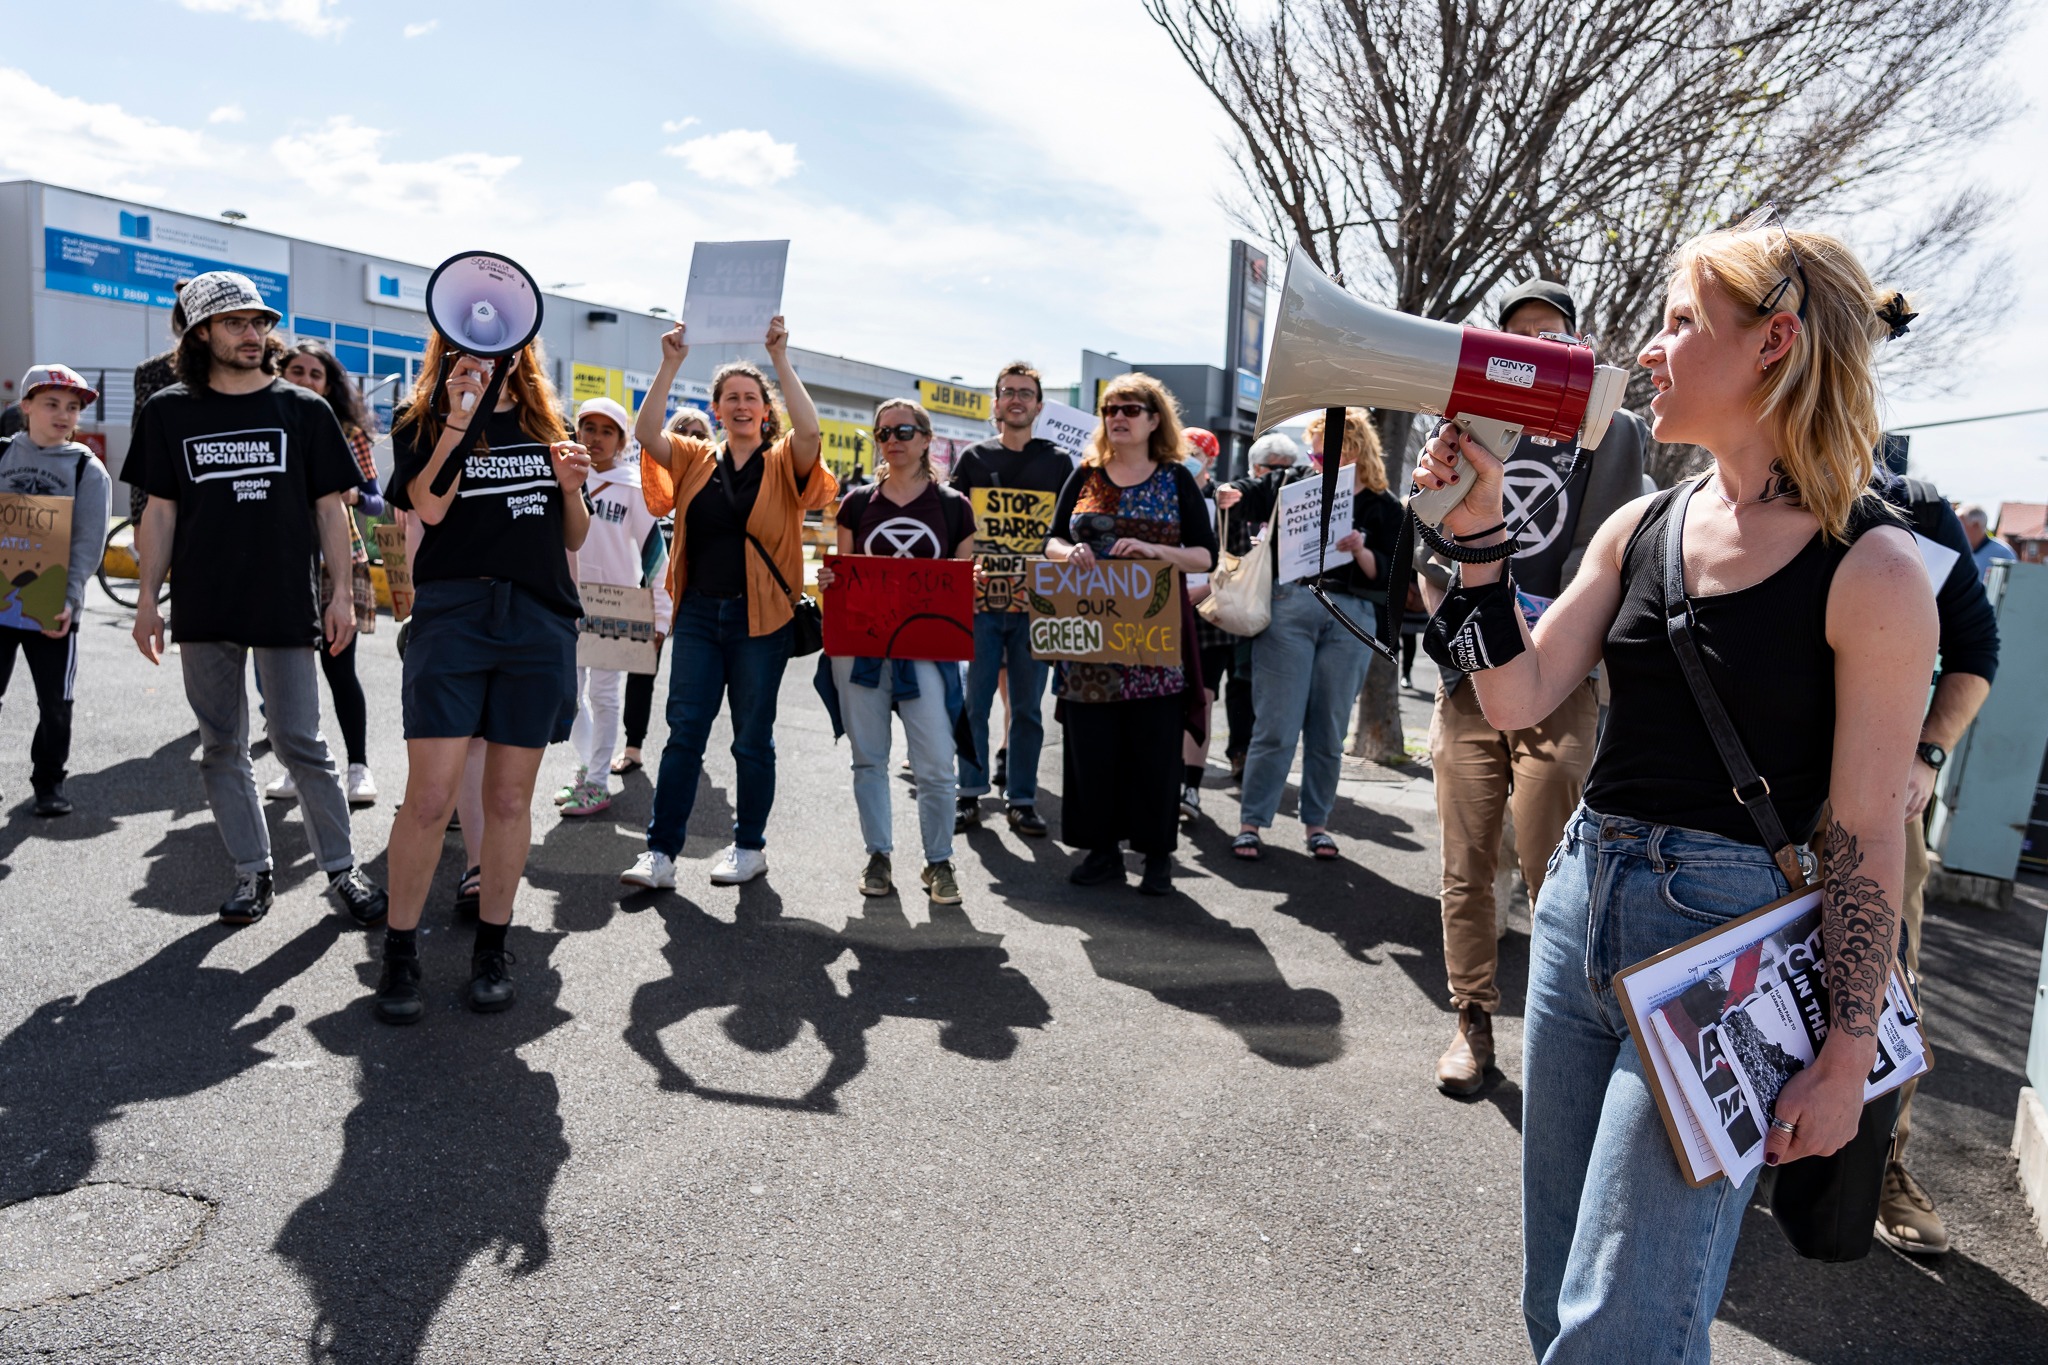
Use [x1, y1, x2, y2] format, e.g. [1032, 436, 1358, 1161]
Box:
[475, 921, 509, 955]
[1183, 764, 1204, 788]
[384, 926, 418, 959]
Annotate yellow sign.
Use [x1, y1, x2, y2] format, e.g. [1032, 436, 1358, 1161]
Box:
[571, 363, 610, 405]
[918, 380, 991, 422]
[818, 418, 871, 479]
[969, 488, 1057, 556]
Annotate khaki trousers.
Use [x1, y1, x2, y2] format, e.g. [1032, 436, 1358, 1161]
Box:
[1431, 676, 1600, 1012]
[1895, 813, 1930, 1157]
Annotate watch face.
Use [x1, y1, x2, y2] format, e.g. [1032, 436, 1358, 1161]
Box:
[1919, 743, 1946, 768]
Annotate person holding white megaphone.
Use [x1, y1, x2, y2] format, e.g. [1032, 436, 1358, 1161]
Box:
[1413, 213, 1932, 1360]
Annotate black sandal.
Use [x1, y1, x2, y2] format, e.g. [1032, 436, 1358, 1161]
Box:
[1231, 831, 1264, 861]
[453, 865, 482, 918]
[1307, 832, 1340, 860]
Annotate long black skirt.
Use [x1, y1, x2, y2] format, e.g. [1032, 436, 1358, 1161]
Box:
[1060, 694, 1183, 855]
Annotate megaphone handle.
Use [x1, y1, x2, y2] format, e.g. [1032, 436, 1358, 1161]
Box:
[427, 359, 510, 498]
[1408, 413, 1521, 527]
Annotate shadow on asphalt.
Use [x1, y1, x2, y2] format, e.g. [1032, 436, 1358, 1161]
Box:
[275, 927, 572, 1365]
[0, 916, 346, 1204]
[623, 881, 1050, 1112]
[0, 732, 206, 891]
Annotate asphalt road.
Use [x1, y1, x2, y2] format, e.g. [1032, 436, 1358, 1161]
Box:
[0, 584, 2044, 1363]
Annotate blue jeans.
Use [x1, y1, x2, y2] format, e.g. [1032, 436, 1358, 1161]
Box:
[1239, 584, 1376, 829]
[958, 611, 1048, 805]
[646, 591, 792, 857]
[1524, 805, 1790, 1364]
[832, 657, 957, 864]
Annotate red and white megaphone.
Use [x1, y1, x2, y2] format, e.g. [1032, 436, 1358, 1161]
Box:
[1256, 246, 1629, 525]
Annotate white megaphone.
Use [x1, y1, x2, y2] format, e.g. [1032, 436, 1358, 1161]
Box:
[1257, 246, 1629, 526]
[422, 251, 545, 494]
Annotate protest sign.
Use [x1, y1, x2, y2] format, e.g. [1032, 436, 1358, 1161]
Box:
[0, 494, 73, 632]
[1274, 472, 1355, 583]
[823, 555, 974, 661]
[1024, 558, 1181, 666]
[1033, 400, 1094, 462]
[970, 487, 1058, 613]
[681, 240, 789, 345]
[577, 582, 659, 672]
[371, 523, 413, 621]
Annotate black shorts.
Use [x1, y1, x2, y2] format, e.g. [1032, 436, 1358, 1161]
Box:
[402, 579, 577, 748]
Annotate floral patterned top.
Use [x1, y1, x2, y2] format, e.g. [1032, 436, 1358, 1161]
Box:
[1048, 461, 1218, 705]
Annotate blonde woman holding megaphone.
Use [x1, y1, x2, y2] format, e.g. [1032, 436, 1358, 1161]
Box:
[1414, 215, 1933, 1361]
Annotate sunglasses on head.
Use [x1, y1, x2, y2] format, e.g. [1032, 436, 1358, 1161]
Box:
[874, 423, 926, 442]
[1100, 402, 1153, 419]
[1753, 202, 1810, 324]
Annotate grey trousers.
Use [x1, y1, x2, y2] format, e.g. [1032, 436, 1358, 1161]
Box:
[179, 641, 355, 876]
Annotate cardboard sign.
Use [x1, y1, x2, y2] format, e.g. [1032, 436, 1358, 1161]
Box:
[371, 523, 413, 622]
[970, 488, 1058, 613]
[681, 240, 789, 345]
[975, 553, 1029, 613]
[1274, 472, 1355, 583]
[1025, 558, 1181, 666]
[577, 582, 659, 672]
[1033, 401, 1094, 461]
[822, 555, 974, 662]
[0, 494, 74, 631]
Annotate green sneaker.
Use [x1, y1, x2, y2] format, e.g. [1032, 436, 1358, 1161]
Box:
[859, 852, 893, 897]
[922, 860, 961, 906]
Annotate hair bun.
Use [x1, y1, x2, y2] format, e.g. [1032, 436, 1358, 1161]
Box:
[1876, 292, 1918, 341]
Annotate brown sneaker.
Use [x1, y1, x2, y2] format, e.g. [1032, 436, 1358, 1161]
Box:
[1436, 1003, 1494, 1096]
[1875, 1160, 1950, 1255]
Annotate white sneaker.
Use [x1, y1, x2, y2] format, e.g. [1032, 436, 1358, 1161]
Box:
[708, 844, 768, 885]
[620, 849, 676, 890]
[265, 771, 298, 802]
[345, 763, 377, 807]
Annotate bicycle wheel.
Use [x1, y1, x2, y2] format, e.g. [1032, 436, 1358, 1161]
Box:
[98, 518, 167, 609]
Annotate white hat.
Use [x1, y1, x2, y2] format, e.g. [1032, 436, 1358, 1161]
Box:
[575, 397, 631, 437]
[179, 271, 281, 327]
[1249, 431, 1305, 468]
[20, 363, 99, 406]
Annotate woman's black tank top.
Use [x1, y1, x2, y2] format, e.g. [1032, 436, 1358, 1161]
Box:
[1584, 483, 1889, 846]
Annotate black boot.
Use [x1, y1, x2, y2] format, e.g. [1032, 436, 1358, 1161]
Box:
[1139, 853, 1173, 896]
[1069, 848, 1125, 886]
[468, 925, 517, 1013]
[374, 936, 423, 1026]
[219, 870, 274, 925]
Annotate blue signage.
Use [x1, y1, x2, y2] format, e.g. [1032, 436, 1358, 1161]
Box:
[42, 226, 290, 313]
[1236, 368, 1263, 409]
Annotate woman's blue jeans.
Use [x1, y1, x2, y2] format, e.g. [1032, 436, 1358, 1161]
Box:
[645, 591, 792, 857]
[1238, 583, 1376, 829]
[1523, 805, 1790, 1364]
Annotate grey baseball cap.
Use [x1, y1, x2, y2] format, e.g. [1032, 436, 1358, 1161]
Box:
[1497, 279, 1577, 333]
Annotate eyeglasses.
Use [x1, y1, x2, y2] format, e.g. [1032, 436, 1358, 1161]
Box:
[1754, 203, 1809, 324]
[213, 315, 276, 336]
[1100, 402, 1153, 419]
[996, 386, 1039, 401]
[874, 423, 927, 442]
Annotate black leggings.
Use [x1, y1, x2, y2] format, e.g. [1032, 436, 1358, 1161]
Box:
[319, 635, 368, 766]
[0, 625, 76, 792]
[624, 669, 656, 750]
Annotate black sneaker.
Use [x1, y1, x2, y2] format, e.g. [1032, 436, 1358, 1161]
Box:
[219, 870, 274, 925]
[1069, 848, 1125, 886]
[1139, 854, 1173, 897]
[373, 950, 423, 1026]
[992, 746, 1009, 791]
[328, 867, 389, 926]
[468, 946, 518, 1013]
[32, 786, 72, 818]
[1006, 804, 1048, 838]
[954, 796, 981, 833]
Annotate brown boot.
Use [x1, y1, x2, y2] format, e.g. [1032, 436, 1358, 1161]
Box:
[1436, 1003, 1494, 1096]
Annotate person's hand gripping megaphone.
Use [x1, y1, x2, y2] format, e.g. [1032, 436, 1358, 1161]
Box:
[445, 353, 492, 422]
[1414, 422, 1508, 544]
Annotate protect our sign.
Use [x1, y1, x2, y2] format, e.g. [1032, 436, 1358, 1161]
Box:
[971, 488, 1058, 613]
[1024, 558, 1181, 666]
[822, 555, 974, 661]
[577, 582, 659, 672]
[41, 186, 290, 313]
[1033, 401, 1094, 461]
[1274, 472, 1355, 583]
[0, 494, 73, 632]
[681, 240, 789, 345]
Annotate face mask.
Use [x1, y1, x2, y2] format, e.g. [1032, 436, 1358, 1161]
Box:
[1185, 457, 1207, 480]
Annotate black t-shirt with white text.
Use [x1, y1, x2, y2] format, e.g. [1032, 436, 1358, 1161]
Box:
[135, 379, 359, 646]
[389, 408, 582, 618]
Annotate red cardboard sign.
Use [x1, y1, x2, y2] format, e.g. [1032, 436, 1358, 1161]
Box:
[822, 555, 975, 661]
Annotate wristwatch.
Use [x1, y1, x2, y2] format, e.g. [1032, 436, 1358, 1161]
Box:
[1916, 741, 1947, 771]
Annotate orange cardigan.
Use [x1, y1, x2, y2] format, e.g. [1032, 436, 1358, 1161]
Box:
[642, 432, 839, 638]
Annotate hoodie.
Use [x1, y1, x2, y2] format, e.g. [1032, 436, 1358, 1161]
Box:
[0, 432, 113, 617]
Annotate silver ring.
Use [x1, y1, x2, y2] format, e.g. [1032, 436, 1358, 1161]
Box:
[1769, 1118, 1798, 1136]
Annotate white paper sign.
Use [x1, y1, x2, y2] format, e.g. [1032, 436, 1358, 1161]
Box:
[1274, 473, 1355, 582]
[1912, 532, 1960, 594]
[1033, 400, 1094, 462]
[681, 240, 789, 345]
[577, 582, 658, 672]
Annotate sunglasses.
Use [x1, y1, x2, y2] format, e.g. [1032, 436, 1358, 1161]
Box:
[1100, 402, 1154, 419]
[874, 423, 927, 442]
[1754, 203, 1810, 324]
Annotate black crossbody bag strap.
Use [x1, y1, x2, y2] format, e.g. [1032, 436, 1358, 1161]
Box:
[716, 447, 802, 605]
[1662, 476, 1810, 891]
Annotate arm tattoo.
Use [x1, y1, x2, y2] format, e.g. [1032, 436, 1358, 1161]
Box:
[1818, 821, 1897, 1039]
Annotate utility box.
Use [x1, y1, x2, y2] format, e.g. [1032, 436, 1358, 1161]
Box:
[1930, 561, 2048, 880]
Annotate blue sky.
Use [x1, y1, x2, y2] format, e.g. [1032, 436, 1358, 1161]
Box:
[4, 0, 2044, 510]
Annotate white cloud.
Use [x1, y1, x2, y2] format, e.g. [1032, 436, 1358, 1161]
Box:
[402, 19, 437, 37]
[208, 104, 245, 124]
[606, 180, 661, 207]
[178, 0, 347, 39]
[269, 117, 519, 216]
[660, 117, 699, 134]
[0, 68, 215, 198]
[662, 129, 800, 188]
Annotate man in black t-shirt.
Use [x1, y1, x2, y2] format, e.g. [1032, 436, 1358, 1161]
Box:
[131, 271, 389, 929]
[947, 361, 1075, 837]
